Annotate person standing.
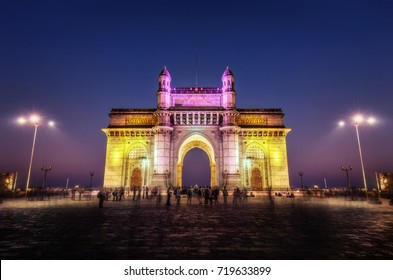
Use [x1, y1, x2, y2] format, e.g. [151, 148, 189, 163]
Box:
[187, 188, 192, 204]
[166, 187, 172, 206]
[175, 187, 181, 205]
[97, 189, 105, 208]
[136, 187, 141, 206]
[222, 187, 228, 204]
[197, 188, 202, 204]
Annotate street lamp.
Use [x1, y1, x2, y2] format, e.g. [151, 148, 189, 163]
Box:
[89, 171, 94, 188]
[41, 166, 52, 189]
[299, 171, 304, 188]
[339, 114, 376, 200]
[18, 114, 55, 197]
[341, 166, 352, 199]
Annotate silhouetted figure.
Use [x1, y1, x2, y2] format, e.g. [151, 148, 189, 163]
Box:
[175, 187, 181, 205]
[97, 190, 105, 208]
[222, 187, 228, 204]
[197, 188, 203, 204]
[112, 188, 118, 201]
[136, 187, 141, 206]
[166, 188, 172, 206]
[187, 188, 192, 204]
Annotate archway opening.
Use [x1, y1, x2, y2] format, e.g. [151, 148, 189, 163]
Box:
[182, 148, 210, 187]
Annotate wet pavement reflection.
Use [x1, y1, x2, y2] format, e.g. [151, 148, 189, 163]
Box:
[1, 196, 393, 259]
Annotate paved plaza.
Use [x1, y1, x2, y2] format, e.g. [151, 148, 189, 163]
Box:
[1, 195, 393, 260]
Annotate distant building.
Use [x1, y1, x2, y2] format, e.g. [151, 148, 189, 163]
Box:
[0, 172, 17, 191]
[378, 172, 393, 191]
[102, 67, 291, 190]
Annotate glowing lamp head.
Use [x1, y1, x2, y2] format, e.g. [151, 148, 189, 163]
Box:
[48, 120, 55, 127]
[338, 120, 345, 127]
[17, 117, 27, 125]
[352, 114, 364, 125]
[29, 114, 41, 125]
[367, 117, 376, 125]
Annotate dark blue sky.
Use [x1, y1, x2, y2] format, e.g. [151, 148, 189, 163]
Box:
[1, 0, 392, 188]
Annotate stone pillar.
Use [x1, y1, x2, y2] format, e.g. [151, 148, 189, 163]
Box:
[151, 126, 173, 188]
[102, 130, 126, 188]
[220, 126, 241, 189]
[268, 129, 291, 190]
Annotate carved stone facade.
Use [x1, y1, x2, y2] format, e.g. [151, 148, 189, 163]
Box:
[102, 67, 291, 190]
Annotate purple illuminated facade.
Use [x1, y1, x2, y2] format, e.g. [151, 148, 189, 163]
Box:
[102, 67, 291, 190]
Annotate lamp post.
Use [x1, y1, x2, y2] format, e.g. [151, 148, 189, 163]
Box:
[339, 115, 376, 200]
[41, 166, 52, 189]
[341, 166, 352, 199]
[89, 171, 94, 188]
[18, 114, 55, 197]
[299, 171, 304, 188]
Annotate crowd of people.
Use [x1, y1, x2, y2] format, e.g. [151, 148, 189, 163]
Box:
[96, 185, 257, 208]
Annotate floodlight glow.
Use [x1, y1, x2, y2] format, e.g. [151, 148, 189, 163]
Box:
[367, 117, 376, 125]
[338, 120, 345, 127]
[17, 117, 27, 125]
[29, 114, 41, 124]
[48, 120, 55, 127]
[353, 114, 364, 125]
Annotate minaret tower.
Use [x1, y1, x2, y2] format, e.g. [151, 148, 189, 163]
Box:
[152, 66, 173, 187]
[221, 66, 236, 110]
[157, 66, 172, 110]
[220, 66, 241, 187]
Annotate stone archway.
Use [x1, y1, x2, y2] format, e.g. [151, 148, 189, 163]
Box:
[176, 134, 217, 187]
[243, 142, 268, 190]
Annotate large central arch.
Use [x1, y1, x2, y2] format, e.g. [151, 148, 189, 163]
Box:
[176, 134, 217, 187]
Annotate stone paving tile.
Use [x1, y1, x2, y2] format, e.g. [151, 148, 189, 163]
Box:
[1, 196, 393, 259]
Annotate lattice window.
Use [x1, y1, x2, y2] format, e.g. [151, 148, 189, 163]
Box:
[245, 145, 264, 159]
[129, 145, 147, 159]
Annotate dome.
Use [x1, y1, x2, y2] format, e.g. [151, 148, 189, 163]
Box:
[222, 66, 234, 78]
[158, 66, 171, 77]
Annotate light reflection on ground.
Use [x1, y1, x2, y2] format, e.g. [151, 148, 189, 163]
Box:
[1, 196, 392, 259]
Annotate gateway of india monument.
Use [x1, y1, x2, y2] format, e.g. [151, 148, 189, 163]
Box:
[102, 66, 291, 191]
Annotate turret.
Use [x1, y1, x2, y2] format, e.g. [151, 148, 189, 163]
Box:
[157, 66, 172, 109]
[221, 66, 236, 109]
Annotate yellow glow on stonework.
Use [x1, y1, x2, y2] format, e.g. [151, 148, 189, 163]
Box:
[111, 151, 123, 164]
[271, 150, 283, 163]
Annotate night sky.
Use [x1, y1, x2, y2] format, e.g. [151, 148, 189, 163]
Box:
[1, 0, 392, 189]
